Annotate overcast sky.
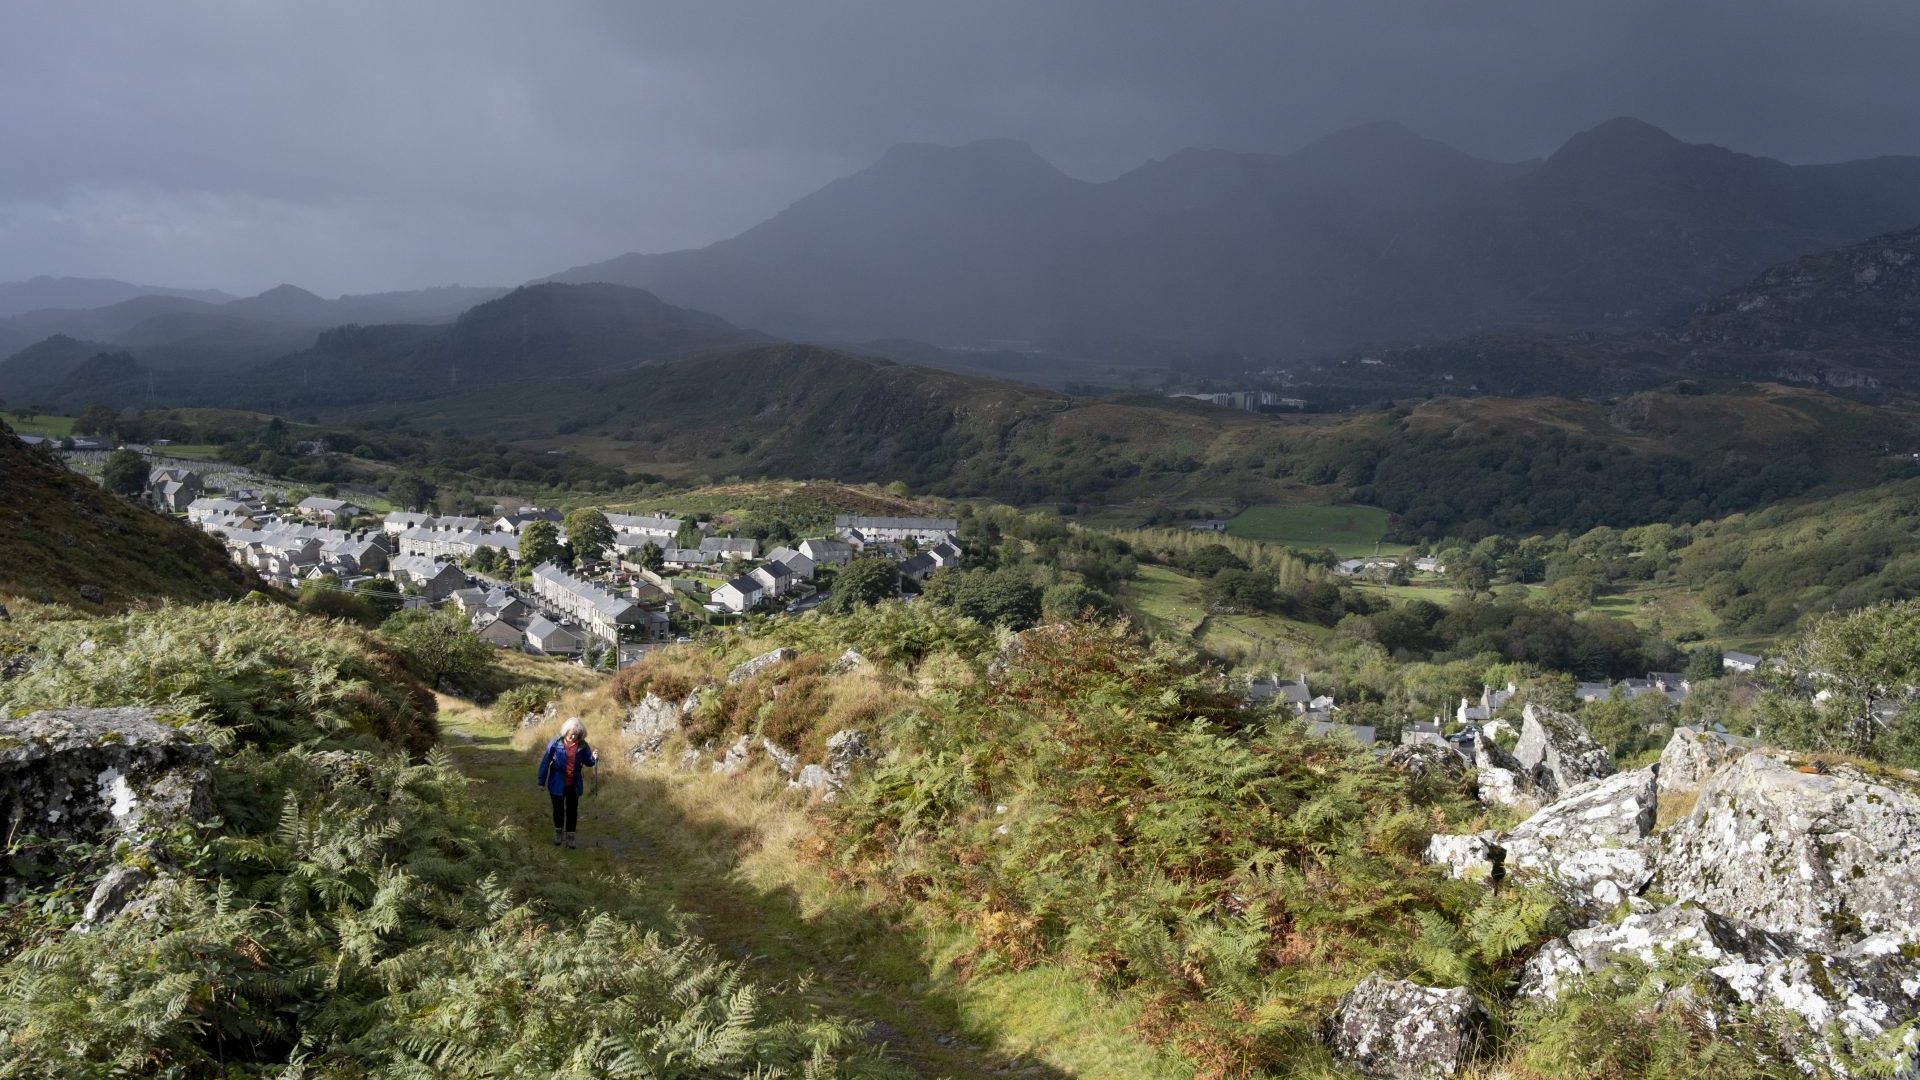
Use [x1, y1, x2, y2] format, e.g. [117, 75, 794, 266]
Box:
[3, 1, 1917, 296]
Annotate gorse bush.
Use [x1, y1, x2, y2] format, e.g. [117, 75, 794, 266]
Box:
[0, 604, 884, 1077]
[0, 602, 436, 754]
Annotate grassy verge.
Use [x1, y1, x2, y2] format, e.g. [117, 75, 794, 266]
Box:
[1, 411, 76, 437]
[437, 689, 1189, 1080]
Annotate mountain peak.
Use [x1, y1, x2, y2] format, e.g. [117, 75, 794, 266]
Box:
[1551, 117, 1689, 163]
[252, 283, 324, 302]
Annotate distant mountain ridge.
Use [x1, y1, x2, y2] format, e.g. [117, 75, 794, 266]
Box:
[0, 275, 235, 319]
[548, 118, 1920, 359]
[0, 282, 768, 411]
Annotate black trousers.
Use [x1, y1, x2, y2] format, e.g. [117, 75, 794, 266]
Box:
[550, 790, 579, 832]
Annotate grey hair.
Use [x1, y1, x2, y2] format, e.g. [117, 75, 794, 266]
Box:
[560, 717, 587, 740]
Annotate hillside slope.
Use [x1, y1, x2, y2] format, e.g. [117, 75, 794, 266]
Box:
[0, 422, 252, 606]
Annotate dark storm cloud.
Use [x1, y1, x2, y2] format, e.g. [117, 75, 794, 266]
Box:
[2, 1, 1917, 294]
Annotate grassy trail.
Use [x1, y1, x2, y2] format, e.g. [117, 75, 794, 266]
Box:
[437, 697, 1186, 1080]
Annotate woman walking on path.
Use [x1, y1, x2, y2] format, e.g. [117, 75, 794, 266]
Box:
[537, 717, 597, 848]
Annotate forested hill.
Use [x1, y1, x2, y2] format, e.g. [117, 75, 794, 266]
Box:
[364, 342, 1915, 539]
[0, 422, 251, 607]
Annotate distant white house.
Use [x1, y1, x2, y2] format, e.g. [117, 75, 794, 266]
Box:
[1723, 651, 1763, 673]
[1456, 682, 1517, 724]
[750, 560, 794, 597]
[834, 515, 959, 543]
[662, 547, 712, 569]
[389, 555, 464, 602]
[699, 536, 758, 560]
[524, 616, 584, 657]
[712, 574, 765, 613]
[764, 546, 815, 581]
[798, 538, 854, 567]
[383, 511, 435, 534]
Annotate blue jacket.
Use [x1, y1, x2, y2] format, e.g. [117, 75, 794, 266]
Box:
[537, 737, 597, 796]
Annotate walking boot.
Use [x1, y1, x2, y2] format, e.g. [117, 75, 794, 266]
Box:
[553, 827, 564, 846]
[565, 831, 578, 850]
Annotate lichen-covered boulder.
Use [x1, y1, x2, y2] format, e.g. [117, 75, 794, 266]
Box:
[0, 707, 211, 851]
[827, 647, 866, 675]
[1425, 832, 1502, 883]
[1384, 743, 1469, 785]
[1519, 903, 1920, 1075]
[1325, 973, 1485, 1078]
[1502, 767, 1657, 916]
[1512, 704, 1614, 798]
[1657, 752, 1920, 951]
[1519, 904, 1796, 1002]
[1469, 727, 1532, 810]
[824, 729, 872, 777]
[1657, 726, 1749, 797]
[727, 648, 795, 685]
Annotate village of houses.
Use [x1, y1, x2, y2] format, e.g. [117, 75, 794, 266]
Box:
[141, 463, 961, 668]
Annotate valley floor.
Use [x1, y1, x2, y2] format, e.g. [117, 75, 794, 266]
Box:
[436, 695, 1189, 1080]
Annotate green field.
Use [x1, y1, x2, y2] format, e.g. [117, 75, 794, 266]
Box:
[1224, 503, 1404, 556]
[1125, 564, 1319, 669]
[1, 411, 76, 438]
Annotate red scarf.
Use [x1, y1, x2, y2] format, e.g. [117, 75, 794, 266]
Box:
[564, 741, 579, 787]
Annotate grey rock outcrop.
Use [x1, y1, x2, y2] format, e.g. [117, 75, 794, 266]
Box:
[622, 693, 682, 762]
[0, 708, 212, 851]
[77, 584, 105, 604]
[1468, 727, 1531, 810]
[824, 729, 872, 775]
[1503, 766, 1658, 916]
[728, 648, 795, 685]
[1512, 703, 1614, 799]
[827, 647, 867, 674]
[1520, 904, 1796, 1002]
[761, 738, 800, 777]
[80, 864, 154, 927]
[1325, 973, 1485, 1078]
[713, 734, 755, 775]
[1523, 903, 1920, 1076]
[1656, 725, 1750, 797]
[1425, 832, 1502, 883]
[1384, 743, 1469, 786]
[1658, 752, 1920, 951]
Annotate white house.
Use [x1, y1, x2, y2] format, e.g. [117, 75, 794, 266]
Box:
[712, 574, 765, 613]
[389, 555, 464, 602]
[699, 536, 758, 560]
[833, 515, 959, 543]
[524, 616, 584, 657]
[528, 562, 644, 642]
[798, 538, 854, 566]
[750, 560, 793, 596]
[765, 546, 815, 581]
[1723, 651, 1763, 673]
